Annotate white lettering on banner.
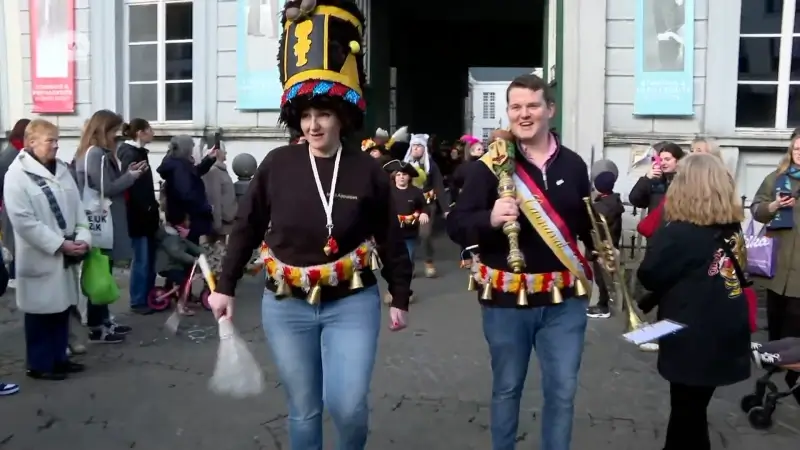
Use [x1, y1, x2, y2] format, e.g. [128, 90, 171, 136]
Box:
[745, 236, 771, 248]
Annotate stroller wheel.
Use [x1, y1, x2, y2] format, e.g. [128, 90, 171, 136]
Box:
[740, 393, 763, 413]
[147, 287, 172, 311]
[747, 406, 774, 430]
[199, 287, 212, 311]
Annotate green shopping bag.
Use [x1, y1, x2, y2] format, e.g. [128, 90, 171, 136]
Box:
[81, 248, 119, 305]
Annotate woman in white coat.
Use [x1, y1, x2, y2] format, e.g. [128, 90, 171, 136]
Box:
[3, 119, 91, 381]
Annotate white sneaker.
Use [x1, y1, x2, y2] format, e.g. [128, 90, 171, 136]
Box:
[7, 279, 16, 289]
[639, 342, 659, 352]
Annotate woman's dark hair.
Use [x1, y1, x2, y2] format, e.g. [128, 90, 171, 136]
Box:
[653, 141, 686, 160]
[122, 118, 151, 139]
[8, 118, 31, 140]
[282, 95, 358, 137]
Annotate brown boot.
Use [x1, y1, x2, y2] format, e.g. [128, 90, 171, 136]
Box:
[424, 262, 437, 278]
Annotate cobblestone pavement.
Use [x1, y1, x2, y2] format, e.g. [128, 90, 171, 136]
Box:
[0, 240, 798, 449]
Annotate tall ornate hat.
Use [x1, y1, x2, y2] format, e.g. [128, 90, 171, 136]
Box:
[278, 0, 367, 132]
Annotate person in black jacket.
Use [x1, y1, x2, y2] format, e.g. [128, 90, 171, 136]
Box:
[586, 170, 625, 319]
[156, 135, 216, 244]
[450, 136, 485, 268]
[118, 118, 160, 315]
[637, 153, 750, 450]
[629, 141, 685, 214]
[402, 133, 451, 277]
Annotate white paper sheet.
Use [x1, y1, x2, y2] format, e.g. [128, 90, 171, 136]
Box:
[622, 320, 686, 345]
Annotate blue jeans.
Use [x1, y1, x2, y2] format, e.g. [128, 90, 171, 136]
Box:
[482, 298, 588, 450]
[404, 238, 416, 262]
[261, 285, 382, 450]
[130, 236, 156, 308]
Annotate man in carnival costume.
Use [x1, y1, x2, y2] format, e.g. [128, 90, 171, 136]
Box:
[446, 73, 594, 450]
[208, 1, 412, 448]
[403, 133, 451, 277]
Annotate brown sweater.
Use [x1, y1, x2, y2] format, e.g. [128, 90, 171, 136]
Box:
[217, 143, 413, 310]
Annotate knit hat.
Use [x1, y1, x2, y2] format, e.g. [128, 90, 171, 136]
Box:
[594, 171, 616, 195]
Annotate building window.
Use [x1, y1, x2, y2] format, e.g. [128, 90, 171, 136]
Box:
[126, 0, 193, 122]
[482, 128, 493, 142]
[482, 92, 495, 120]
[736, 0, 799, 129]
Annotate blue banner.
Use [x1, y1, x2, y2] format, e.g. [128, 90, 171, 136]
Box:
[634, 0, 694, 116]
[236, 0, 284, 110]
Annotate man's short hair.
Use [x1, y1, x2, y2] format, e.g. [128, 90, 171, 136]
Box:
[506, 73, 555, 104]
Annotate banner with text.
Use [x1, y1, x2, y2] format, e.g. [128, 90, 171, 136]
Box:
[634, 0, 694, 116]
[236, 0, 285, 110]
[29, 0, 75, 113]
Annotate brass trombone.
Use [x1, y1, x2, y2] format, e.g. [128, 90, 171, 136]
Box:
[583, 198, 645, 332]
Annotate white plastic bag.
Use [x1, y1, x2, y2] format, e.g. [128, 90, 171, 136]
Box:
[82, 149, 114, 249]
[209, 318, 264, 398]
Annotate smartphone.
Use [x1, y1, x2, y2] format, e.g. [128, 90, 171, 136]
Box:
[213, 132, 221, 150]
[779, 190, 792, 199]
[652, 154, 662, 166]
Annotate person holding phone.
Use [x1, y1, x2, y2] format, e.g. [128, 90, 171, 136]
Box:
[74, 110, 145, 344]
[750, 133, 800, 405]
[629, 141, 686, 215]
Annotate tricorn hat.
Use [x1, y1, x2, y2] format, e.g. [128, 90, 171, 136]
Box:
[383, 159, 419, 178]
[278, 0, 367, 133]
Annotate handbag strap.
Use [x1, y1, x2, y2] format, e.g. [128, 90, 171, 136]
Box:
[83, 146, 106, 200]
[26, 172, 67, 231]
[714, 231, 752, 288]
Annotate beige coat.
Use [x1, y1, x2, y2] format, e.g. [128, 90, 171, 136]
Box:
[3, 152, 92, 314]
[751, 170, 800, 297]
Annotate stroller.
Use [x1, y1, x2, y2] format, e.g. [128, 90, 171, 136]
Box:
[740, 341, 800, 430]
[147, 260, 212, 312]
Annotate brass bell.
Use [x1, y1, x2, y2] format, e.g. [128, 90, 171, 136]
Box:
[551, 285, 563, 304]
[350, 270, 364, 289]
[467, 274, 477, 291]
[480, 283, 493, 300]
[369, 251, 383, 271]
[575, 279, 588, 297]
[306, 284, 322, 305]
[517, 287, 528, 306]
[275, 278, 291, 297]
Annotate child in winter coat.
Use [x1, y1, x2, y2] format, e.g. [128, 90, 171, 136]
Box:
[587, 171, 625, 319]
[155, 214, 204, 315]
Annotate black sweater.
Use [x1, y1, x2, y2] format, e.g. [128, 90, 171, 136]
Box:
[391, 184, 428, 239]
[217, 144, 413, 310]
[446, 144, 594, 307]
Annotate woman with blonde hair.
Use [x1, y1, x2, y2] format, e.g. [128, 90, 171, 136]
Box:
[74, 109, 146, 344]
[750, 133, 800, 404]
[5, 119, 92, 380]
[637, 153, 751, 450]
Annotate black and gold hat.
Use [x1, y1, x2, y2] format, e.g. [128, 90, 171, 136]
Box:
[278, 0, 367, 132]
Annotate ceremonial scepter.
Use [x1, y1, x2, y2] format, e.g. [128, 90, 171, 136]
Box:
[489, 130, 525, 274]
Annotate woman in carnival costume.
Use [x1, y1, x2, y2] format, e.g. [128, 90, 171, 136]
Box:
[208, 1, 412, 448]
[403, 133, 451, 277]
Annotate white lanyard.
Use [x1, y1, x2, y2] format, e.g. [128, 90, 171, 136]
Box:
[309, 146, 342, 238]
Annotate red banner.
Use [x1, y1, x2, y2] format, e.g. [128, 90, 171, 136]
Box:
[29, 0, 75, 113]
